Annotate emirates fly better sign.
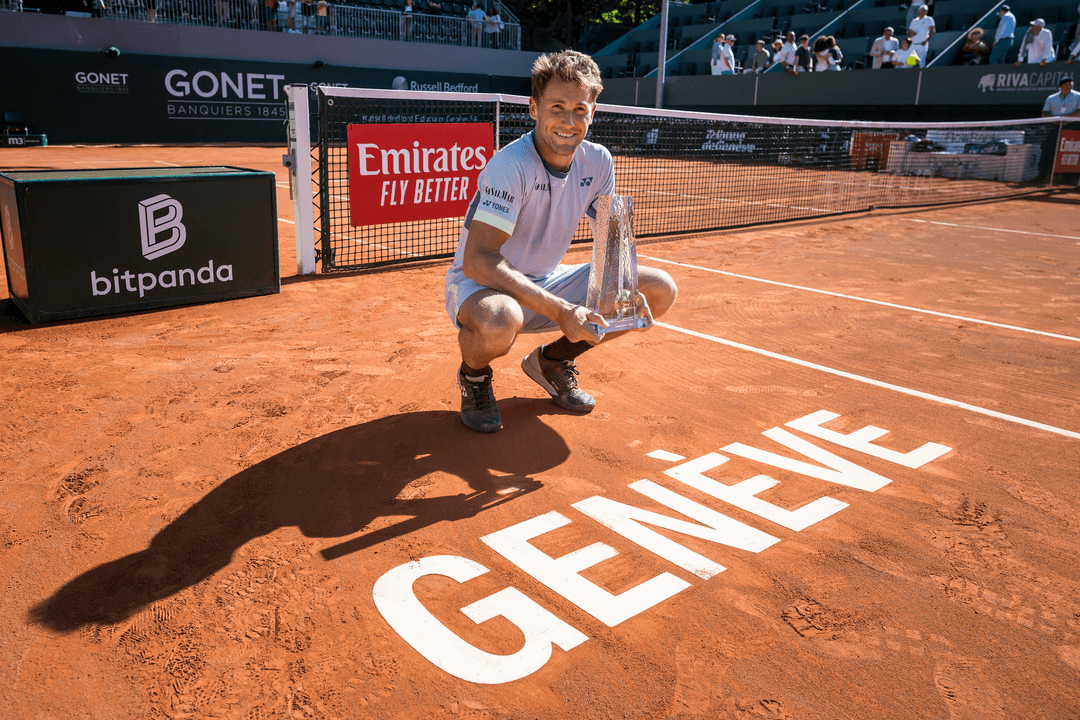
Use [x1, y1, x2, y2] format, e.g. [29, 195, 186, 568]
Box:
[347, 123, 493, 227]
[1054, 130, 1080, 174]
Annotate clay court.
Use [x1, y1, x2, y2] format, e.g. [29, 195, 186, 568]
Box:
[1, 145, 1078, 720]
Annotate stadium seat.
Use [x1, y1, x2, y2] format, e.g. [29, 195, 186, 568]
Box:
[3, 112, 28, 135]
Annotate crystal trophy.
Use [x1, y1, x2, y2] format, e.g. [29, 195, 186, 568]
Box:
[585, 195, 651, 335]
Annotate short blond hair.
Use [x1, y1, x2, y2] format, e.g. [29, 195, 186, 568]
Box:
[531, 50, 603, 103]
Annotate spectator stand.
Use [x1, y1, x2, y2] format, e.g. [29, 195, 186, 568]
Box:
[1, 0, 520, 49]
[927, 0, 1002, 65]
[593, 0, 757, 79]
[926, 0, 1079, 65]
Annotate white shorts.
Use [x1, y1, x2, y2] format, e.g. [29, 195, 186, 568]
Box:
[445, 263, 591, 333]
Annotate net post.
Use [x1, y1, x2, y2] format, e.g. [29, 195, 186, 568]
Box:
[1049, 119, 1062, 188]
[286, 84, 317, 275]
[655, 0, 669, 109]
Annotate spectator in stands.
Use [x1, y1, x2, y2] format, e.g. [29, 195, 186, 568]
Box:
[958, 28, 990, 64]
[904, 0, 931, 30]
[1043, 76, 1080, 116]
[300, 0, 314, 33]
[773, 31, 798, 73]
[745, 39, 772, 73]
[907, 4, 935, 61]
[871, 27, 899, 68]
[286, 0, 297, 31]
[400, 0, 415, 40]
[484, 7, 503, 48]
[316, 0, 328, 34]
[829, 36, 843, 69]
[263, 0, 277, 31]
[146, 0, 157, 22]
[426, 0, 443, 15]
[989, 4, 1016, 64]
[467, 2, 485, 46]
[892, 37, 923, 66]
[795, 34, 813, 73]
[1069, 37, 1080, 63]
[812, 35, 833, 70]
[712, 33, 736, 74]
[1015, 19, 1055, 66]
[215, 0, 230, 26]
[771, 39, 783, 59]
[726, 35, 738, 71]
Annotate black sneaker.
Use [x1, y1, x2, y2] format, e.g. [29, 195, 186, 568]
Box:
[458, 369, 502, 433]
[521, 345, 596, 413]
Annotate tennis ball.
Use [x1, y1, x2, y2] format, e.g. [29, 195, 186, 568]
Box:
[906, 54, 919, 66]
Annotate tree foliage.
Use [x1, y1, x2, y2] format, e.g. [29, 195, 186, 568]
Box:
[498, 0, 668, 52]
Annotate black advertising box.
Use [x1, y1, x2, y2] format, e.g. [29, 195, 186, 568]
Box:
[0, 166, 279, 323]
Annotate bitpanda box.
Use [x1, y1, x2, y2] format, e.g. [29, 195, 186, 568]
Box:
[0, 166, 279, 323]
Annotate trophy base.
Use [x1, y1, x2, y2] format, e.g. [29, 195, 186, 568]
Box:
[591, 316, 652, 335]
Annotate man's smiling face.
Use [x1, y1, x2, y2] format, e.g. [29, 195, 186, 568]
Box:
[529, 77, 594, 172]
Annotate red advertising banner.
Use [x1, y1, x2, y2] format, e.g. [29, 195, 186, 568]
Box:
[1054, 129, 1080, 173]
[347, 123, 493, 227]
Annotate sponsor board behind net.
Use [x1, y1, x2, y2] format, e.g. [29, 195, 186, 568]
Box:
[1054, 129, 1080, 172]
[347, 123, 493, 227]
[75, 71, 130, 94]
[977, 69, 1072, 93]
[165, 70, 289, 121]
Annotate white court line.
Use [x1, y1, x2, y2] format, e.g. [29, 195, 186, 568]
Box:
[278, 218, 294, 224]
[154, 160, 181, 167]
[903, 218, 1080, 241]
[657, 321, 1080, 441]
[629, 187, 832, 214]
[640, 255, 1080, 344]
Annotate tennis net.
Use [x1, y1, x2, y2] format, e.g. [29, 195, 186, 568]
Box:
[285, 85, 1067, 274]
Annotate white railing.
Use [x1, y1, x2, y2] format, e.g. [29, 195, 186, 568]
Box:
[1, 0, 520, 51]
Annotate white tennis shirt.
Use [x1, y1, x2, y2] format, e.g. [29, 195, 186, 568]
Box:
[450, 129, 616, 280]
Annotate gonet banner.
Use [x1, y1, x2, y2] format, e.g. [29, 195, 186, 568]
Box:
[0, 47, 527, 144]
[346, 123, 492, 227]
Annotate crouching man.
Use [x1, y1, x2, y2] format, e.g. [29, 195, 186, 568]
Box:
[444, 50, 678, 432]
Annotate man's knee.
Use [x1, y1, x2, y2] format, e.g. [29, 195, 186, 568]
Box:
[458, 291, 524, 345]
[639, 267, 678, 318]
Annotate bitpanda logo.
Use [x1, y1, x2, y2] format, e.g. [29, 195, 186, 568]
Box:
[89, 194, 234, 298]
[139, 194, 186, 260]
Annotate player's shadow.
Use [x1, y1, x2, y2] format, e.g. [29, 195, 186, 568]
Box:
[30, 400, 567, 633]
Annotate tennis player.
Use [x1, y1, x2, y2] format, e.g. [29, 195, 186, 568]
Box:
[444, 50, 678, 433]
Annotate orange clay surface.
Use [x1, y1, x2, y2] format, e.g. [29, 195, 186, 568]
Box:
[1, 146, 1079, 720]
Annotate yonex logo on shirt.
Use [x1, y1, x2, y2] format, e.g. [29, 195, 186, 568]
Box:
[580, 177, 593, 187]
